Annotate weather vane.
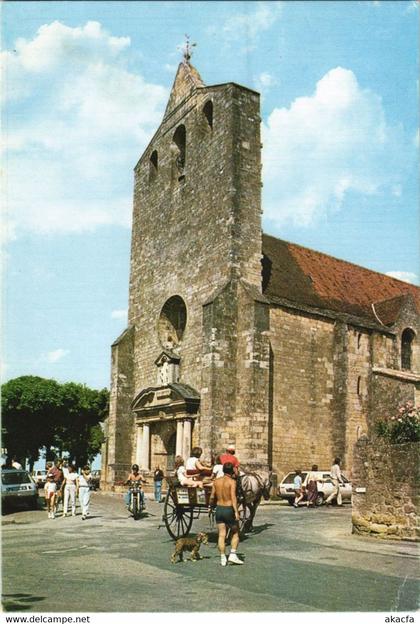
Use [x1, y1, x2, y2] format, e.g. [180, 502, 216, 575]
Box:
[181, 34, 196, 63]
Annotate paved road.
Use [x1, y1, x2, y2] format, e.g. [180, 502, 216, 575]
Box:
[2, 493, 419, 613]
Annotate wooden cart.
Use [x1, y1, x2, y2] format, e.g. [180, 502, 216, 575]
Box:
[162, 478, 252, 540]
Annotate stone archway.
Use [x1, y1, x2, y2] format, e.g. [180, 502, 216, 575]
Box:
[132, 382, 200, 473]
[150, 421, 177, 473]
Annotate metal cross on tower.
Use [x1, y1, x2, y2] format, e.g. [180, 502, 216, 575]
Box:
[182, 34, 196, 63]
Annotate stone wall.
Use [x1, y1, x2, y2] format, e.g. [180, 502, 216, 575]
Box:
[269, 307, 375, 481]
[343, 328, 370, 469]
[102, 327, 134, 486]
[200, 279, 270, 470]
[270, 307, 337, 478]
[352, 437, 419, 541]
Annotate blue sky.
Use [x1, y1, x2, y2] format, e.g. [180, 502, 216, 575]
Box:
[2, 0, 419, 390]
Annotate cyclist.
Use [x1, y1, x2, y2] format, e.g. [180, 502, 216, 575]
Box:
[124, 464, 147, 508]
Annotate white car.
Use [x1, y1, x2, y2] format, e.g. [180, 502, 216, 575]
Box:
[2, 469, 39, 510]
[31, 469, 48, 488]
[278, 470, 352, 506]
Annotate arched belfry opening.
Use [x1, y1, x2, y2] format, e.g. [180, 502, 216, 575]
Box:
[158, 295, 187, 351]
[149, 150, 158, 181]
[401, 328, 415, 370]
[203, 100, 213, 129]
[172, 125, 186, 179]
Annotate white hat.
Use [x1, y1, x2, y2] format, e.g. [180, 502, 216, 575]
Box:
[227, 443, 235, 451]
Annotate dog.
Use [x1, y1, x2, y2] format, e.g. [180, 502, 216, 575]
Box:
[171, 532, 209, 563]
[53, 487, 64, 514]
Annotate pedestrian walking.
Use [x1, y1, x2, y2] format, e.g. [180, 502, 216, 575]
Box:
[304, 465, 321, 507]
[209, 462, 244, 566]
[325, 457, 344, 506]
[44, 474, 57, 519]
[293, 469, 305, 507]
[62, 460, 70, 479]
[77, 465, 92, 520]
[63, 465, 78, 516]
[50, 459, 64, 514]
[153, 465, 164, 503]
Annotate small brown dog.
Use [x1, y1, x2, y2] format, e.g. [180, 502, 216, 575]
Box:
[53, 487, 64, 514]
[171, 532, 209, 563]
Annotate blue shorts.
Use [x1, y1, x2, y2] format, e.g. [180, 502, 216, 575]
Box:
[215, 505, 238, 527]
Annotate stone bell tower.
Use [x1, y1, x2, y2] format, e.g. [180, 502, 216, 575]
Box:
[102, 56, 271, 486]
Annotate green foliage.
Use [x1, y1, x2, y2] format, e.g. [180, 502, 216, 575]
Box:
[1, 376, 109, 467]
[375, 401, 420, 444]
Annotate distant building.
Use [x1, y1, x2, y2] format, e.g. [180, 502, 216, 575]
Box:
[101, 61, 419, 487]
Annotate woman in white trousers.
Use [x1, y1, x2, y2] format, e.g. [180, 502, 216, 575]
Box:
[77, 465, 92, 520]
[63, 465, 78, 516]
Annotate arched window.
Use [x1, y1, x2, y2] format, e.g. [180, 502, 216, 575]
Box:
[401, 328, 415, 370]
[357, 333, 362, 350]
[149, 150, 158, 181]
[172, 125, 186, 176]
[357, 376, 362, 396]
[203, 100, 213, 129]
[158, 295, 187, 349]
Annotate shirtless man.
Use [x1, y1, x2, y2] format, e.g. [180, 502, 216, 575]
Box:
[209, 462, 244, 566]
[125, 464, 147, 507]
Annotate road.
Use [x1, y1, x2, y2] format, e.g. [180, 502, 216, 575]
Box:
[2, 492, 419, 613]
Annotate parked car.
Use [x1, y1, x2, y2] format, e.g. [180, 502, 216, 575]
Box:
[89, 470, 101, 491]
[278, 470, 352, 506]
[32, 469, 48, 488]
[1, 469, 39, 510]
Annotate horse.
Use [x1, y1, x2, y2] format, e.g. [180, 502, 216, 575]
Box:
[237, 471, 272, 531]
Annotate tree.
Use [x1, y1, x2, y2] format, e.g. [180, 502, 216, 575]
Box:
[2, 376, 65, 469]
[1, 376, 109, 469]
[54, 383, 108, 467]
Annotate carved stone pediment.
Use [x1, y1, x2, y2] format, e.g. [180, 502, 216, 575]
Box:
[131, 383, 200, 421]
[155, 350, 181, 385]
[154, 350, 180, 367]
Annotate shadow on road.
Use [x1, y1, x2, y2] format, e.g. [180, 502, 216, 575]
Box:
[2, 501, 45, 516]
[241, 522, 275, 541]
[2, 593, 46, 612]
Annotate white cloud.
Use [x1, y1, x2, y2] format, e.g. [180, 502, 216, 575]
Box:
[111, 309, 128, 320]
[214, 2, 282, 51]
[3, 21, 168, 237]
[262, 67, 407, 226]
[406, 1, 418, 13]
[254, 72, 277, 94]
[385, 271, 418, 284]
[46, 348, 69, 363]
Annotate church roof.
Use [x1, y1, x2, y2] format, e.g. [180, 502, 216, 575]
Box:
[164, 62, 205, 120]
[262, 233, 419, 326]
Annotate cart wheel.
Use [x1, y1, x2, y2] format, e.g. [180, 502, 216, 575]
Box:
[238, 503, 252, 535]
[163, 491, 193, 540]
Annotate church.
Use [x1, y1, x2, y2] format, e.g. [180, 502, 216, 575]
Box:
[101, 59, 419, 488]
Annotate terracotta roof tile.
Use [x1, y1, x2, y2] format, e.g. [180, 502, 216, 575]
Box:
[262, 233, 419, 324]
